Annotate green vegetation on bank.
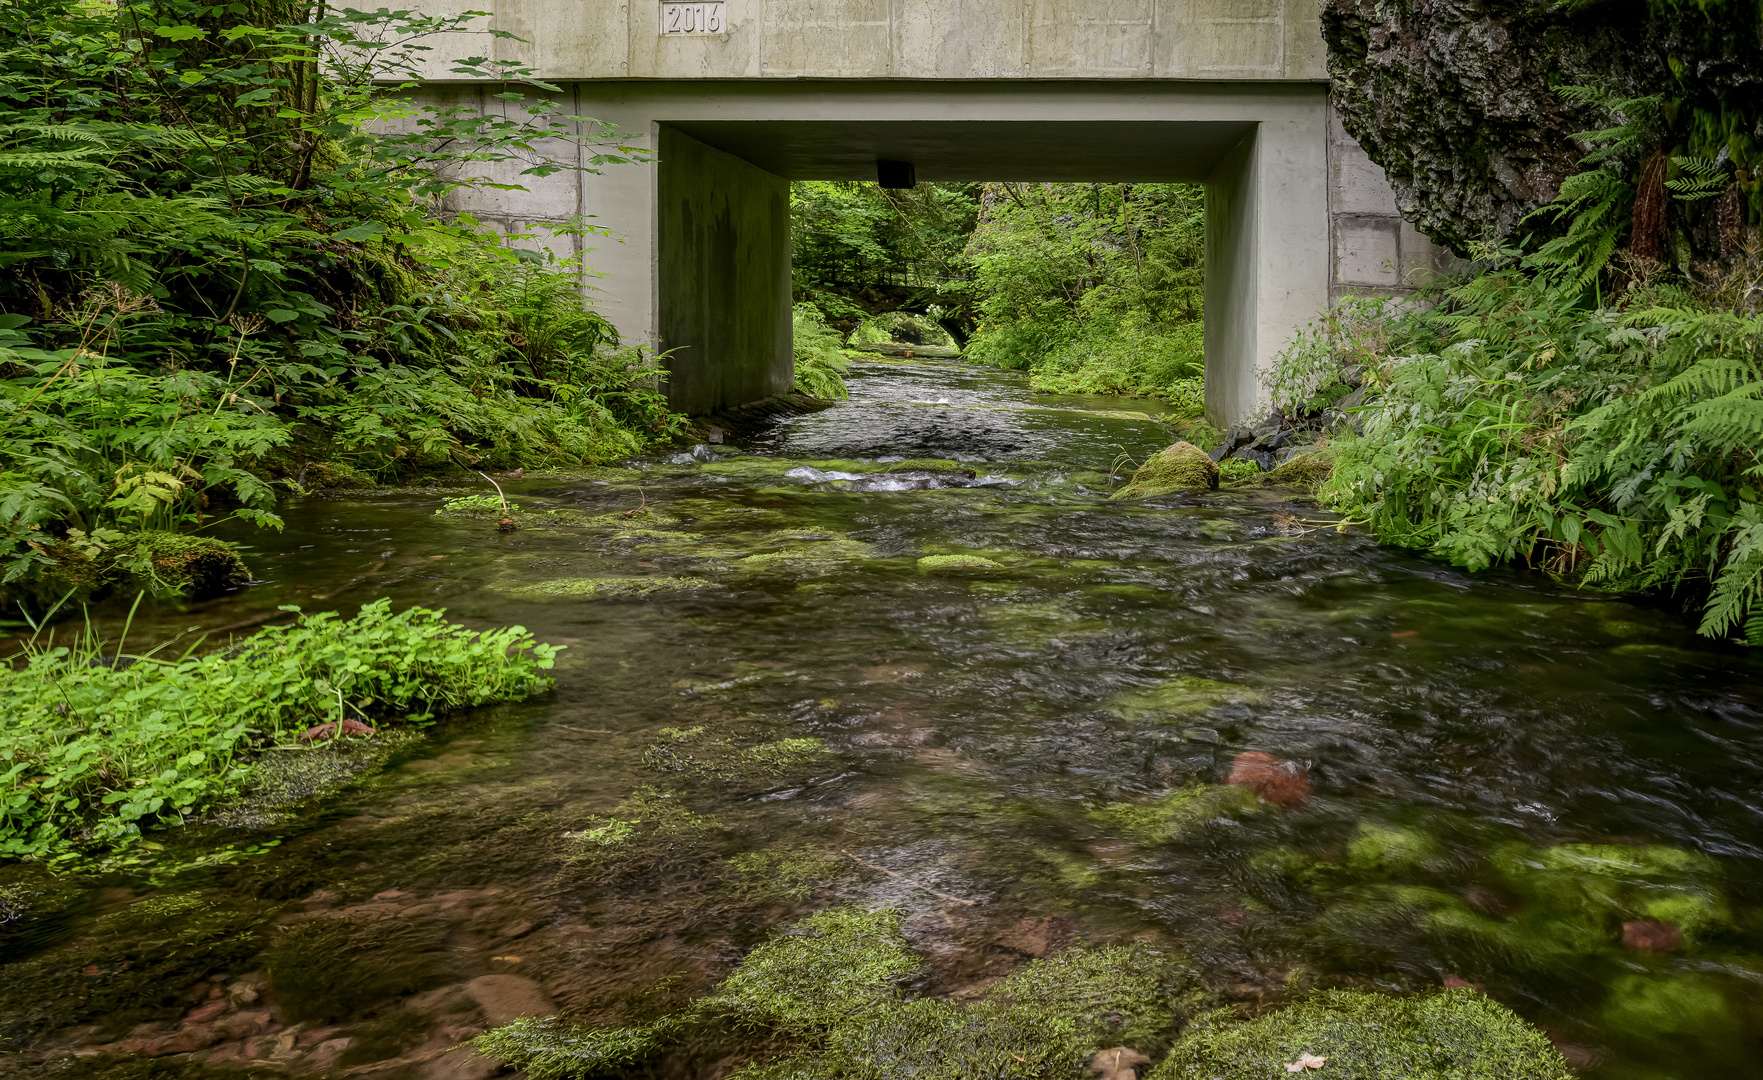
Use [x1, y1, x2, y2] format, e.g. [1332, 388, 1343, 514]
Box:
[1277, 233, 1761, 645]
[0, 600, 558, 861]
[965, 182, 1204, 400]
[0, 0, 681, 606]
[788, 180, 1207, 406]
[1277, 1, 1763, 643]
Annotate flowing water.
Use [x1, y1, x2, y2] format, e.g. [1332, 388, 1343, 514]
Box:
[4, 357, 1763, 1079]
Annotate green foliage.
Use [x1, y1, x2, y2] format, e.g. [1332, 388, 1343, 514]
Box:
[791, 305, 852, 400]
[1148, 990, 1572, 1080]
[477, 906, 1214, 1079]
[1298, 257, 1763, 643]
[790, 181, 979, 327]
[0, 0, 678, 600]
[965, 183, 1204, 399]
[0, 599, 559, 860]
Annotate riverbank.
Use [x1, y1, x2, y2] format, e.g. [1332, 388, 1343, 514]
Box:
[0, 357, 1757, 1078]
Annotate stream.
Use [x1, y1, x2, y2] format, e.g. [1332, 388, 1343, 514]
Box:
[4, 357, 1763, 1080]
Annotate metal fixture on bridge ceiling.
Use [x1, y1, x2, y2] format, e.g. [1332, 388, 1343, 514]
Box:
[877, 160, 915, 189]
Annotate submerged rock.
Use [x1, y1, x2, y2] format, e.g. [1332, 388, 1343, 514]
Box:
[1111, 442, 1219, 499]
[477, 908, 1216, 1080]
[502, 576, 714, 600]
[1150, 989, 1571, 1079]
[1620, 920, 1683, 952]
[1226, 752, 1313, 806]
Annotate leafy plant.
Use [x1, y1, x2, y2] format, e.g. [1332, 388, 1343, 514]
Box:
[0, 598, 560, 860]
[792, 305, 853, 400]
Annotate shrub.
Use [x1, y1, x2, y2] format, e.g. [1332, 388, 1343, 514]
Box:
[0, 599, 559, 860]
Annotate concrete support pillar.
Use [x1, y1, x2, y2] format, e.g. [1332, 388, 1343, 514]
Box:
[655, 127, 794, 415]
[1202, 118, 1330, 428]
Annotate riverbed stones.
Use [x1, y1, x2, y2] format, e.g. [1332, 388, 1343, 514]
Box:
[1111, 442, 1219, 499]
[1226, 752, 1313, 806]
[1621, 920, 1683, 952]
[466, 974, 556, 1025]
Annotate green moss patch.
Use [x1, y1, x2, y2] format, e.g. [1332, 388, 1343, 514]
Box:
[1091, 784, 1264, 844]
[1111, 442, 1219, 500]
[917, 553, 1001, 571]
[643, 726, 830, 782]
[477, 907, 1214, 1079]
[503, 576, 715, 600]
[1106, 676, 1265, 721]
[101, 530, 250, 597]
[1149, 989, 1571, 1080]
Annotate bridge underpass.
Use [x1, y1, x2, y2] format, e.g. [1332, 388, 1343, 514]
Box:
[416, 2, 1448, 425]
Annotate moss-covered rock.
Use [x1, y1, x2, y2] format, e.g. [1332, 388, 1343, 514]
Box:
[503, 576, 715, 600]
[1149, 989, 1572, 1080]
[477, 907, 1216, 1080]
[120, 531, 250, 596]
[1090, 784, 1264, 845]
[1111, 442, 1219, 500]
[917, 553, 1000, 571]
[1106, 676, 1265, 721]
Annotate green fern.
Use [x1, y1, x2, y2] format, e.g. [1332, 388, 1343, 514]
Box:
[1664, 156, 1727, 202]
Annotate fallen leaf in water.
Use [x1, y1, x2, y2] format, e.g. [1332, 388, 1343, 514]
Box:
[1286, 1053, 1327, 1072]
[491, 955, 523, 963]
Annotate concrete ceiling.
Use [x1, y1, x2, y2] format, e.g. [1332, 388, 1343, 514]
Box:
[660, 120, 1256, 183]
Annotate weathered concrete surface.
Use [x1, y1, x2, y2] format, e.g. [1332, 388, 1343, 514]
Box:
[657, 127, 793, 414]
[435, 0, 1329, 83]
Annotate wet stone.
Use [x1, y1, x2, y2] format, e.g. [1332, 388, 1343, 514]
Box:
[1226, 751, 1313, 806]
[466, 974, 556, 1026]
[1622, 920, 1684, 952]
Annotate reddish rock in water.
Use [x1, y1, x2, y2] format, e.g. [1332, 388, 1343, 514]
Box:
[466, 974, 556, 1026]
[1227, 752, 1313, 806]
[1442, 973, 1485, 992]
[995, 915, 1076, 959]
[1089, 1046, 1151, 1080]
[1622, 920, 1683, 952]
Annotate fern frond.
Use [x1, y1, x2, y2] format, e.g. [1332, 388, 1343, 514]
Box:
[1665, 156, 1728, 202]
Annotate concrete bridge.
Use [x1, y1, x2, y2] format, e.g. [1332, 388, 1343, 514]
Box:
[421, 0, 1445, 424]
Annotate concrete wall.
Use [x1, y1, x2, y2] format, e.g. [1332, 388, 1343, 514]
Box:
[656, 127, 794, 414]
[421, 0, 1329, 83]
[431, 81, 1346, 420]
[1326, 100, 1452, 301]
[405, 2, 1447, 422]
[1204, 131, 1258, 426]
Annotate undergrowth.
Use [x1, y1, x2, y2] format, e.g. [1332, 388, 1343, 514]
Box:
[0, 599, 558, 861]
[1273, 86, 1763, 643]
[791, 305, 852, 400]
[1278, 256, 1763, 644]
[0, 0, 682, 605]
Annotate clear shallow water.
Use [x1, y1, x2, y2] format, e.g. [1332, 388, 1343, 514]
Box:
[4, 358, 1763, 1078]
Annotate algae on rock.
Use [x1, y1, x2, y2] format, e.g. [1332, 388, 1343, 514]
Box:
[1111, 442, 1219, 500]
[476, 907, 1215, 1080]
[503, 576, 716, 600]
[1149, 989, 1572, 1080]
[1091, 784, 1264, 845]
[1106, 676, 1266, 721]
